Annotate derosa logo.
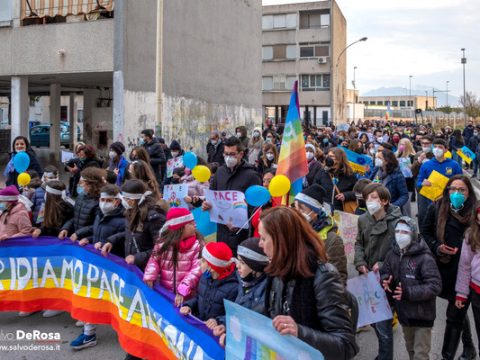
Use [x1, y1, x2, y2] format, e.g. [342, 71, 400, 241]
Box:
[0, 330, 61, 341]
[0, 330, 15, 341]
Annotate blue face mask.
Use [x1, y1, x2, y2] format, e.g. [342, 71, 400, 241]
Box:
[139, 139, 145, 145]
[450, 192, 465, 210]
[77, 185, 85, 196]
[0, 203, 7, 212]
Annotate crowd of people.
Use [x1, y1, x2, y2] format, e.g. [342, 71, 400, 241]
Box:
[1, 118, 480, 360]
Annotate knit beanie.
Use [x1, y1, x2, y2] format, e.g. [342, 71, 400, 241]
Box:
[0, 185, 20, 202]
[202, 242, 235, 280]
[170, 140, 181, 151]
[165, 208, 194, 231]
[294, 184, 326, 214]
[110, 141, 125, 155]
[237, 238, 269, 272]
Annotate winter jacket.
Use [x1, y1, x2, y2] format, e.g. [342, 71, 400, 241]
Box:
[463, 125, 475, 144]
[467, 135, 480, 156]
[370, 167, 409, 208]
[456, 233, 480, 302]
[69, 157, 102, 197]
[265, 261, 358, 360]
[411, 150, 434, 178]
[0, 202, 34, 238]
[313, 215, 348, 285]
[305, 159, 323, 188]
[354, 205, 402, 270]
[76, 206, 126, 257]
[143, 138, 166, 183]
[217, 274, 267, 325]
[61, 194, 99, 235]
[256, 158, 277, 175]
[183, 271, 238, 321]
[210, 160, 262, 255]
[5, 151, 43, 188]
[421, 202, 471, 299]
[39, 202, 74, 237]
[206, 140, 225, 165]
[313, 169, 357, 211]
[31, 186, 46, 225]
[108, 207, 166, 270]
[248, 133, 264, 166]
[380, 217, 442, 327]
[143, 236, 203, 298]
[417, 158, 462, 189]
[109, 156, 129, 186]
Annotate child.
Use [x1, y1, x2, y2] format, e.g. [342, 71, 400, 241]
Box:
[21, 170, 41, 200]
[70, 184, 125, 350]
[143, 208, 203, 307]
[180, 242, 238, 326]
[455, 202, 480, 353]
[381, 216, 442, 360]
[213, 238, 269, 346]
[31, 165, 60, 226]
[0, 185, 34, 241]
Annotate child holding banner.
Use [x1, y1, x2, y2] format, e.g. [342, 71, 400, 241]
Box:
[144, 208, 204, 307]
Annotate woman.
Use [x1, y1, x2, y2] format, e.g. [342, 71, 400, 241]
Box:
[256, 143, 278, 175]
[67, 145, 102, 197]
[4, 136, 43, 188]
[313, 147, 357, 212]
[371, 149, 409, 214]
[450, 129, 465, 168]
[421, 175, 477, 360]
[258, 207, 358, 359]
[129, 146, 151, 163]
[395, 138, 416, 204]
[108, 142, 129, 186]
[248, 127, 264, 166]
[128, 160, 162, 201]
[359, 133, 369, 145]
[304, 143, 322, 188]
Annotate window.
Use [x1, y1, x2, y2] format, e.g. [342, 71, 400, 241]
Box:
[300, 74, 330, 91]
[369, 101, 376, 105]
[377, 101, 383, 106]
[300, 46, 314, 57]
[262, 14, 296, 30]
[286, 76, 297, 89]
[262, 15, 273, 30]
[286, 14, 297, 28]
[392, 101, 398, 107]
[399, 100, 406, 107]
[299, 44, 330, 58]
[273, 45, 286, 59]
[0, 0, 12, 23]
[407, 100, 414, 107]
[300, 10, 330, 29]
[262, 46, 273, 60]
[286, 45, 297, 59]
[262, 77, 273, 91]
[273, 14, 286, 28]
[266, 44, 296, 60]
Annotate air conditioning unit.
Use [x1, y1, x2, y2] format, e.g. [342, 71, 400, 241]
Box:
[318, 57, 327, 64]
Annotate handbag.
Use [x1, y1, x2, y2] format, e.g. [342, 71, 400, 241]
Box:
[331, 176, 357, 214]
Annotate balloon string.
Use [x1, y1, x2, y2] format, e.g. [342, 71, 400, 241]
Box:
[235, 206, 260, 235]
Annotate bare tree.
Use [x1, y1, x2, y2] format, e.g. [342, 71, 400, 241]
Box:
[460, 91, 480, 118]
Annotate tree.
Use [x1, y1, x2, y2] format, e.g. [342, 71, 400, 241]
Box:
[460, 91, 480, 118]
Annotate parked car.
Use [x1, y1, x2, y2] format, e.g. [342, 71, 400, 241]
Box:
[29, 124, 71, 148]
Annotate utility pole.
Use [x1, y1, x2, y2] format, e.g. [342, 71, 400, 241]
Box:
[353, 66, 357, 123]
[155, 0, 164, 135]
[461, 48, 467, 125]
[446, 80, 450, 107]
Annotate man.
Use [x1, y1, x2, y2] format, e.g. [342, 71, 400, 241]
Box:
[416, 138, 462, 227]
[354, 183, 402, 360]
[206, 131, 225, 165]
[462, 120, 475, 145]
[201, 137, 262, 255]
[467, 125, 480, 178]
[140, 129, 166, 187]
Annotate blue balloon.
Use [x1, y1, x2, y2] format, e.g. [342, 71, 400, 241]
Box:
[183, 151, 198, 169]
[245, 185, 271, 207]
[13, 152, 30, 173]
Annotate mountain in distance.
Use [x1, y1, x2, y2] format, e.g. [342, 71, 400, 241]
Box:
[361, 86, 460, 107]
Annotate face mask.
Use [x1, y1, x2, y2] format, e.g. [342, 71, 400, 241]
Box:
[225, 156, 238, 169]
[236, 132, 242, 138]
[171, 178, 180, 184]
[325, 157, 334, 168]
[265, 137, 273, 143]
[375, 158, 383, 168]
[0, 203, 7, 212]
[398, 144, 405, 152]
[121, 198, 132, 210]
[266, 153, 275, 161]
[77, 185, 85, 196]
[450, 192, 466, 210]
[422, 146, 432, 153]
[253, 131, 260, 138]
[366, 200, 382, 215]
[16, 149, 26, 153]
[393, 137, 400, 144]
[211, 139, 218, 145]
[323, 138, 329, 144]
[306, 152, 315, 161]
[302, 211, 313, 223]
[130, 155, 137, 161]
[395, 233, 412, 250]
[109, 151, 117, 160]
[369, 148, 375, 155]
[432, 148, 444, 158]
[100, 201, 117, 215]
[475, 132, 479, 137]
[139, 139, 145, 145]
[377, 136, 384, 143]
[171, 151, 179, 158]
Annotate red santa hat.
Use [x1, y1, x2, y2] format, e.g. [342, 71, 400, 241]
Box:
[202, 242, 235, 279]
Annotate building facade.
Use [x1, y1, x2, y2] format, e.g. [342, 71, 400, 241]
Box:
[0, 0, 262, 158]
[358, 95, 437, 112]
[262, 1, 346, 127]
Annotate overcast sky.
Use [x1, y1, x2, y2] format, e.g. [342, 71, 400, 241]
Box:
[262, 0, 479, 101]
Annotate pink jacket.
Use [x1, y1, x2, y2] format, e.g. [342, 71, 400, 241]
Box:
[143, 236, 202, 298]
[456, 234, 480, 301]
[0, 202, 33, 239]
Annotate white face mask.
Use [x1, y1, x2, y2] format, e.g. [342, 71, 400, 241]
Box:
[225, 156, 238, 169]
[100, 201, 117, 215]
[211, 139, 218, 145]
[374, 158, 383, 168]
[366, 200, 382, 215]
[432, 148, 444, 158]
[422, 146, 432, 153]
[109, 151, 117, 160]
[121, 198, 132, 210]
[265, 137, 273, 143]
[369, 148, 375, 155]
[253, 131, 260, 138]
[377, 136, 384, 143]
[306, 152, 315, 161]
[266, 153, 275, 161]
[395, 233, 412, 250]
[171, 151, 179, 158]
[236, 132, 242, 138]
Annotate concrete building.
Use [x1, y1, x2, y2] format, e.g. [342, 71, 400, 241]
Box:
[0, 0, 262, 158]
[345, 88, 364, 122]
[262, 0, 346, 127]
[358, 95, 437, 112]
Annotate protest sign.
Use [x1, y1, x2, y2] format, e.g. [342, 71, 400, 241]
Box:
[166, 156, 184, 178]
[61, 150, 74, 163]
[457, 146, 476, 165]
[205, 190, 248, 229]
[333, 211, 359, 264]
[163, 184, 189, 209]
[0, 236, 223, 360]
[225, 301, 324, 360]
[347, 272, 393, 328]
[419, 170, 449, 201]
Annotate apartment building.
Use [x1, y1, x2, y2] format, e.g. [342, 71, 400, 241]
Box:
[262, 1, 346, 127]
[358, 95, 437, 111]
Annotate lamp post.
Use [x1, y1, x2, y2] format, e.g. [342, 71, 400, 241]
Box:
[333, 37, 368, 124]
[352, 66, 357, 123]
[461, 48, 467, 125]
[425, 90, 428, 110]
[446, 81, 450, 107]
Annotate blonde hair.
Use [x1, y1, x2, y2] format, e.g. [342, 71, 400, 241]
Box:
[396, 138, 416, 158]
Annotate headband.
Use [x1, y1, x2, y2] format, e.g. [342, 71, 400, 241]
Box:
[305, 143, 316, 152]
[294, 192, 324, 214]
[43, 172, 57, 178]
[396, 223, 412, 233]
[202, 247, 234, 268]
[45, 186, 75, 206]
[121, 191, 152, 205]
[100, 192, 121, 200]
[237, 246, 269, 263]
[0, 195, 19, 202]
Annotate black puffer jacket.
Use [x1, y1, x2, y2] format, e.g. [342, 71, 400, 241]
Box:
[313, 168, 357, 211]
[183, 271, 238, 321]
[206, 141, 225, 165]
[143, 138, 166, 182]
[305, 159, 323, 187]
[75, 206, 126, 257]
[210, 160, 262, 255]
[108, 207, 166, 270]
[265, 261, 358, 360]
[61, 194, 99, 235]
[381, 217, 442, 327]
[39, 202, 74, 236]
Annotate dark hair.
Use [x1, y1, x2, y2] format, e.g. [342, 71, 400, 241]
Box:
[353, 178, 372, 196]
[467, 201, 480, 252]
[259, 207, 327, 279]
[422, 135, 434, 143]
[27, 170, 40, 179]
[381, 149, 399, 174]
[43, 180, 69, 229]
[105, 170, 117, 185]
[100, 184, 120, 197]
[141, 129, 154, 139]
[122, 179, 160, 232]
[78, 145, 96, 159]
[362, 183, 391, 204]
[433, 138, 448, 148]
[263, 168, 276, 177]
[43, 165, 59, 176]
[12, 136, 34, 155]
[80, 167, 106, 198]
[129, 146, 150, 163]
[224, 136, 244, 152]
[128, 160, 161, 199]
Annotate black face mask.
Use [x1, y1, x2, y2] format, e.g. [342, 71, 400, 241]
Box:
[325, 157, 334, 167]
[355, 148, 364, 154]
[357, 199, 366, 209]
[171, 178, 180, 184]
[130, 156, 137, 162]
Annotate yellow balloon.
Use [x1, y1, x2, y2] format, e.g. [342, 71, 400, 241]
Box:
[269, 175, 291, 197]
[17, 172, 31, 187]
[192, 165, 211, 183]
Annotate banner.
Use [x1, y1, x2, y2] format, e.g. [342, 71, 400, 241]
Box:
[225, 301, 324, 360]
[346, 272, 393, 328]
[419, 170, 449, 201]
[340, 147, 372, 174]
[163, 184, 189, 209]
[192, 208, 217, 243]
[205, 190, 248, 229]
[457, 146, 476, 165]
[166, 156, 184, 178]
[0, 237, 224, 360]
[333, 211, 359, 264]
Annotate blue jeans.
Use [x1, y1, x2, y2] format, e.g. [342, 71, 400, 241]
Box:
[417, 193, 433, 229]
[473, 158, 479, 176]
[372, 318, 393, 360]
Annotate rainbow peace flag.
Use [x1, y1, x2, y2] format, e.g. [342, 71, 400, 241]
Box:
[276, 81, 308, 197]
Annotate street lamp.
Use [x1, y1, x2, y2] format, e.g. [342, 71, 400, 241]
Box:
[461, 48, 467, 125]
[352, 66, 357, 123]
[333, 37, 368, 124]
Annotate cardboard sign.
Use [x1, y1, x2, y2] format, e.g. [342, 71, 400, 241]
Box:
[419, 170, 449, 201]
[333, 211, 359, 264]
[163, 184, 189, 209]
[205, 190, 248, 229]
[166, 156, 184, 178]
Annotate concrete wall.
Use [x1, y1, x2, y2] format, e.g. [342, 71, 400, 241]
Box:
[331, 0, 347, 123]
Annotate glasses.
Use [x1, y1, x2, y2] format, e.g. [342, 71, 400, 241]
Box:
[223, 152, 238, 157]
[420, 142, 432, 146]
[448, 187, 468, 194]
